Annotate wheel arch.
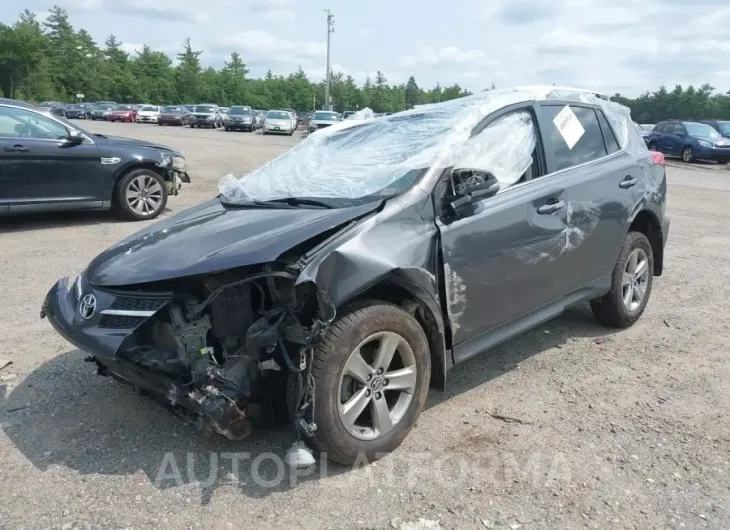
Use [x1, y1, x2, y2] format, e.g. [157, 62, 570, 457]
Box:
[110, 161, 166, 202]
[338, 273, 448, 391]
[628, 209, 664, 276]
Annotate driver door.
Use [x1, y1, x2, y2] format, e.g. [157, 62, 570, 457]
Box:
[435, 105, 574, 359]
[0, 104, 103, 211]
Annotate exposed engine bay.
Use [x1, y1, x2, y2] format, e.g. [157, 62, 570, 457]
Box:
[89, 265, 332, 442]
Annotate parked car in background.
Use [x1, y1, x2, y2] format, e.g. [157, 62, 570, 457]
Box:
[263, 109, 295, 135]
[89, 102, 117, 121]
[38, 101, 68, 118]
[283, 108, 298, 129]
[158, 105, 191, 126]
[40, 86, 669, 465]
[646, 120, 730, 163]
[220, 107, 230, 115]
[635, 123, 654, 146]
[223, 105, 255, 131]
[108, 104, 138, 123]
[253, 110, 265, 129]
[308, 110, 341, 134]
[64, 103, 91, 119]
[190, 104, 222, 128]
[700, 120, 730, 139]
[0, 98, 190, 220]
[342, 110, 356, 119]
[136, 105, 160, 124]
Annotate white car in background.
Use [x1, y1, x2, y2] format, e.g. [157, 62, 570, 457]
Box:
[136, 105, 161, 123]
[263, 110, 295, 135]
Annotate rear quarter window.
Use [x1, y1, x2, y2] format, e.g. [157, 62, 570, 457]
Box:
[596, 110, 620, 154]
[541, 105, 608, 172]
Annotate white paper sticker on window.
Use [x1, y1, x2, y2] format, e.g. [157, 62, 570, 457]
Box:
[553, 105, 585, 149]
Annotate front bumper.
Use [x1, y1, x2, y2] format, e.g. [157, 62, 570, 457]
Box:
[42, 277, 252, 440]
[137, 116, 158, 123]
[695, 145, 730, 160]
[225, 120, 253, 129]
[193, 117, 217, 126]
[42, 277, 170, 360]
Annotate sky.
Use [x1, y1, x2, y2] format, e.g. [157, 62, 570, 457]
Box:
[5, 0, 730, 96]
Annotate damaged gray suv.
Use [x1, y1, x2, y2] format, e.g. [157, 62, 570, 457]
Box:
[42, 86, 669, 465]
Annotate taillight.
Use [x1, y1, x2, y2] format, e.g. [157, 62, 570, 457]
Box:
[650, 151, 666, 167]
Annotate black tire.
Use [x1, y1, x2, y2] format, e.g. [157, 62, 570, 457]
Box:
[114, 168, 169, 221]
[591, 231, 654, 329]
[224, 126, 230, 131]
[647, 141, 657, 151]
[305, 302, 431, 465]
[190, 124, 195, 128]
[682, 146, 694, 163]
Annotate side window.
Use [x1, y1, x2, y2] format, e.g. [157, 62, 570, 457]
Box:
[596, 110, 620, 154]
[541, 105, 608, 172]
[673, 124, 686, 136]
[455, 109, 538, 192]
[0, 106, 69, 140]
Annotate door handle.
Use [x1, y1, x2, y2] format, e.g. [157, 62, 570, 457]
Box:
[4, 145, 28, 152]
[537, 199, 565, 215]
[619, 175, 637, 189]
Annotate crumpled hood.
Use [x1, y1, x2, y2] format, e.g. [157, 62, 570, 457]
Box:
[85, 198, 380, 287]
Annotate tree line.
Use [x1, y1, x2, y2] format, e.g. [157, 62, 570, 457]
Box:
[3, 7, 730, 120]
[0, 7, 472, 113]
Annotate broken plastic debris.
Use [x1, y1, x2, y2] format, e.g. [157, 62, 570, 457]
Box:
[285, 441, 316, 468]
[0, 358, 11, 371]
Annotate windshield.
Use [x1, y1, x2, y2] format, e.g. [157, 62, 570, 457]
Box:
[163, 106, 183, 113]
[219, 86, 643, 206]
[266, 111, 290, 119]
[716, 122, 730, 134]
[195, 105, 215, 113]
[230, 107, 252, 115]
[313, 112, 339, 121]
[140, 106, 157, 112]
[685, 122, 720, 138]
[115, 105, 133, 111]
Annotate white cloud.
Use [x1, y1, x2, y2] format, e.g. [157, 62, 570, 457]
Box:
[216, 30, 325, 64]
[397, 46, 497, 69]
[120, 42, 145, 55]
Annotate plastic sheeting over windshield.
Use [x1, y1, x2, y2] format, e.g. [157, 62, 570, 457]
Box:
[219, 86, 646, 203]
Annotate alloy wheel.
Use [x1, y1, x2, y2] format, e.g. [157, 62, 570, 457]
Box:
[337, 331, 417, 441]
[622, 248, 650, 313]
[126, 174, 163, 216]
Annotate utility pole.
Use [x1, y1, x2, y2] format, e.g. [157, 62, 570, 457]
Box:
[324, 9, 334, 111]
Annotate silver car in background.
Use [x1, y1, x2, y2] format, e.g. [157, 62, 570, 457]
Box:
[263, 110, 295, 135]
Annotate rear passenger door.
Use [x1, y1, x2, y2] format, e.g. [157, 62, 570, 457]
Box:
[535, 102, 642, 297]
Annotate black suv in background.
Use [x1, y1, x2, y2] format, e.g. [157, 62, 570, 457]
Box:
[0, 98, 190, 220]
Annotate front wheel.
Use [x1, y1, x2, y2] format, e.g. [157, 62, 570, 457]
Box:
[591, 231, 654, 328]
[682, 146, 694, 163]
[306, 302, 431, 465]
[115, 169, 168, 221]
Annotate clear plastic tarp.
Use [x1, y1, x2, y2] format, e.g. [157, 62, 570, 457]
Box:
[219, 86, 646, 203]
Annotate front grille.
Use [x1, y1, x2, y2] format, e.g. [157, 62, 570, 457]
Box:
[99, 315, 147, 329]
[109, 297, 168, 312]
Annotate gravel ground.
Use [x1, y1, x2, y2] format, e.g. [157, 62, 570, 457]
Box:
[1, 121, 728, 530]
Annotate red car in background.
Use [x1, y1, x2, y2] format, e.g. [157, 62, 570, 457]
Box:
[109, 104, 138, 122]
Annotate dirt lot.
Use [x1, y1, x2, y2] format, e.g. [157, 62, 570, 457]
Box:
[1, 121, 728, 530]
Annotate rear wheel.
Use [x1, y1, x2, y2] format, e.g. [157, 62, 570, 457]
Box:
[305, 302, 431, 465]
[115, 169, 168, 221]
[682, 146, 694, 163]
[591, 231, 654, 328]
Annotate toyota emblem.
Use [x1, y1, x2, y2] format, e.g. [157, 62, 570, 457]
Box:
[78, 294, 97, 320]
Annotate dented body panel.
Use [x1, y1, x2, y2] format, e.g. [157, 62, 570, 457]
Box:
[41, 86, 670, 444]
